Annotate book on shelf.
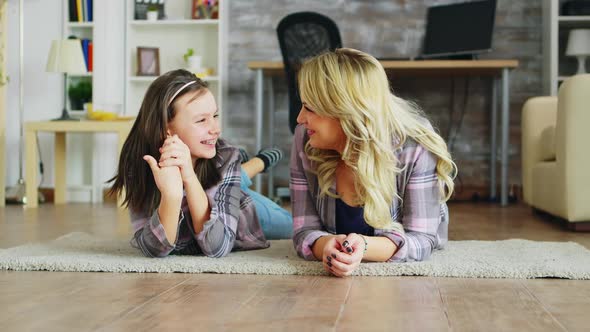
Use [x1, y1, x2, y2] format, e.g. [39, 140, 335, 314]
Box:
[69, 0, 93, 23]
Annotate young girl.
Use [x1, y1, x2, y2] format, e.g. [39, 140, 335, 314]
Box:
[290, 48, 457, 276]
[109, 69, 292, 258]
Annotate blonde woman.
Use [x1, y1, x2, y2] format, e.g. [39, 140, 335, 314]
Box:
[290, 48, 457, 277]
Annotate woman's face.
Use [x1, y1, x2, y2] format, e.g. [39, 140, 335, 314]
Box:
[167, 89, 220, 163]
[296, 101, 346, 153]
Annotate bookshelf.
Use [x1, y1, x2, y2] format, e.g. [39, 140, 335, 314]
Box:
[61, 0, 95, 202]
[124, 0, 227, 128]
[543, 0, 590, 95]
[64, 1, 93, 114]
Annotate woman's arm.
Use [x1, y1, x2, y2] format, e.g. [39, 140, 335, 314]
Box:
[290, 125, 332, 260]
[379, 144, 447, 262]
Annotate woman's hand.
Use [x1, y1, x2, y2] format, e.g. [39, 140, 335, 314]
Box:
[158, 135, 197, 183]
[324, 233, 365, 277]
[143, 155, 183, 199]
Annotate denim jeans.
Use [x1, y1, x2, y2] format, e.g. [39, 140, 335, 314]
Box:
[240, 169, 293, 240]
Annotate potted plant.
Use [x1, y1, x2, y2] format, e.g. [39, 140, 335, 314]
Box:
[146, 4, 159, 21]
[183, 48, 202, 71]
[68, 81, 92, 110]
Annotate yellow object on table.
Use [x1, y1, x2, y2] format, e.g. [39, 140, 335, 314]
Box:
[86, 102, 133, 121]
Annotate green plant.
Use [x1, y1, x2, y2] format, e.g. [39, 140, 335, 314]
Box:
[183, 48, 195, 62]
[68, 81, 92, 109]
[147, 4, 159, 12]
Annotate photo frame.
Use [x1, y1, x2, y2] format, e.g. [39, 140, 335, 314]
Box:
[136, 47, 160, 76]
[192, 0, 219, 19]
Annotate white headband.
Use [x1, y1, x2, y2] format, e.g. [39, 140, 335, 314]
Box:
[169, 81, 197, 105]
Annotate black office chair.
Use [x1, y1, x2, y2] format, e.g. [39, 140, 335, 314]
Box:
[277, 12, 342, 133]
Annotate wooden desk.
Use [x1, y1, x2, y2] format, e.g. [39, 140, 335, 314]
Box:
[24, 120, 133, 208]
[248, 59, 519, 206]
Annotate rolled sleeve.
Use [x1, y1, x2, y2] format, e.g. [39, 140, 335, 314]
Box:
[131, 209, 183, 258]
[290, 125, 331, 260]
[382, 144, 446, 262]
[193, 159, 241, 258]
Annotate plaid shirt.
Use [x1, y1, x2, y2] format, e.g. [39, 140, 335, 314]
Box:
[130, 139, 269, 258]
[290, 124, 449, 262]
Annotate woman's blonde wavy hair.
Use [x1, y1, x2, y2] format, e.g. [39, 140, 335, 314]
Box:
[298, 48, 457, 230]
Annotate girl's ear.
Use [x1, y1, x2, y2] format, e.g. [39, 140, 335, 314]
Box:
[166, 129, 172, 137]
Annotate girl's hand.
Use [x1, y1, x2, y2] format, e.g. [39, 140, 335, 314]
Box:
[158, 135, 196, 183]
[325, 233, 365, 277]
[144, 155, 183, 199]
[321, 235, 345, 276]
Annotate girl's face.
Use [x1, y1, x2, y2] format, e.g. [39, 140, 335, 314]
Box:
[167, 89, 220, 164]
[296, 101, 346, 153]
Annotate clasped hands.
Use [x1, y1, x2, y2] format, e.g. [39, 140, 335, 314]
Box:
[323, 233, 365, 277]
[143, 134, 196, 198]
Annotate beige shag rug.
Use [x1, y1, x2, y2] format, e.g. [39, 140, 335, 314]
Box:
[1, 232, 589, 279]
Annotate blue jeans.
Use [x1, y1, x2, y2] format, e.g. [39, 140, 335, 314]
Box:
[240, 169, 293, 240]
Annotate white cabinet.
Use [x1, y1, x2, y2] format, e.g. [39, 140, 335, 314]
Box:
[543, 0, 590, 95]
[124, 0, 227, 123]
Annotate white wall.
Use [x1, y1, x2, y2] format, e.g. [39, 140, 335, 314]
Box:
[6, 0, 62, 188]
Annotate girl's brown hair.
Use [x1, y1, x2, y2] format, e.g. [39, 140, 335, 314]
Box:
[108, 69, 220, 213]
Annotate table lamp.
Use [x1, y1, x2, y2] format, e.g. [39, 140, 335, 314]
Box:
[565, 29, 590, 74]
[46, 39, 87, 121]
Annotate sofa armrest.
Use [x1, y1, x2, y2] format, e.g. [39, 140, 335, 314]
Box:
[521, 96, 557, 205]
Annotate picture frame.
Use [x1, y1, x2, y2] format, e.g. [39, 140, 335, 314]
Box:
[136, 47, 160, 76]
[192, 0, 219, 19]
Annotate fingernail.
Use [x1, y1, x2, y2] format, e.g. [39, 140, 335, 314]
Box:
[346, 247, 353, 253]
[342, 241, 349, 247]
[327, 256, 332, 261]
[331, 253, 337, 259]
[327, 261, 332, 267]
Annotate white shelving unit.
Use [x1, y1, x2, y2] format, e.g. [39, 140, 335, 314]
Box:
[543, 0, 590, 95]
[124, 0, 227, 125]
[61, 0, 95, 202]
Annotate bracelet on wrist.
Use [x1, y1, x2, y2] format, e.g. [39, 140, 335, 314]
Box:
[361, 235, 368, 253]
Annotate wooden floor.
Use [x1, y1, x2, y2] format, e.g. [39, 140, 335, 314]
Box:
[1, 202, 589, 331]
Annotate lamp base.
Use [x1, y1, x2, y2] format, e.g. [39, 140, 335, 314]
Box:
[52, 108, 80, 121]
[576, 55, 587, 74]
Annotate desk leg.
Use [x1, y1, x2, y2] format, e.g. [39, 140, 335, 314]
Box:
[54, 132, 66, 204]
[254, 69, 264, 193]
[24, 130, 38, 208]
[267, 76, 275, 198]
[490, 78, 498, 201]
[500, 68, 510, 206]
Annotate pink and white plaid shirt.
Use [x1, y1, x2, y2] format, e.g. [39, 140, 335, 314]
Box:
[290, 124, 449, 262]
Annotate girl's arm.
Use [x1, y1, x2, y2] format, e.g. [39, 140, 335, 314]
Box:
[182, 174, 211, 234]
[190, 152, 243, 258]
[290, 125, 332, 260]
[130, 155, 184, 258]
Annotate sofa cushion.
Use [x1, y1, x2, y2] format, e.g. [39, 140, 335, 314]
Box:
[539, 126, 556, 161]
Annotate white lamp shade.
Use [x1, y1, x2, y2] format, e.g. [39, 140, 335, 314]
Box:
[46, 39, 87, 74]
[566, 29, 590, 56]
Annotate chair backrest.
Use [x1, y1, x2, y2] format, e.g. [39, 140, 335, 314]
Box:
[277, 12, 342, 133]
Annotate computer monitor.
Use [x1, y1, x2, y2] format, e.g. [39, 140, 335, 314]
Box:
[421, 0, 497, 59]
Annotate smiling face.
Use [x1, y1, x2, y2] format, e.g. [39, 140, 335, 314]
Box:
[167, 89, 220, 164]
[296, 102, 346, 153]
